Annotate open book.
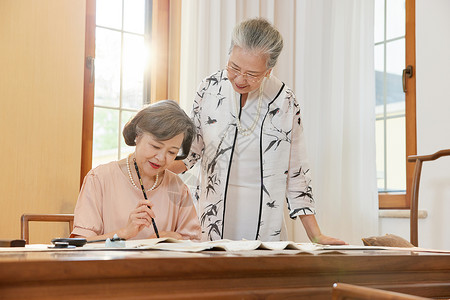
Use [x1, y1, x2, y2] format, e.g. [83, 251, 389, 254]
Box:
[3, 239, 449, 254]
[84, 238, 328, 253]
[83, 238, 450, 254]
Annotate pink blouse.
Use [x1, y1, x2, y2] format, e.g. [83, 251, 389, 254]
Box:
[72, 161, 201, 240]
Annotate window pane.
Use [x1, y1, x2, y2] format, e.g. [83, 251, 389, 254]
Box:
[374, 44, 384, 73]
[386, 116, 406, 191]
[93, 108, 119, 167]
[120, 110, 137, 159]
[386, 39, 405, 75]
[374, 44, 384, 110]
[122, 33, 146, 109]
[386, 39, 405, 115]
[92, 0, 150, 172]
[374, 0, 385, 43]
[375, 0, 407, 194]
[96, 0, 122, 30]
[95, 28, 121, 108]
[376, 119, 385, 190]
[386, 0, 405, 40]
[124, 0, 145, 34]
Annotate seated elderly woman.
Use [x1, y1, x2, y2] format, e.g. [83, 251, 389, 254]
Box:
[71, 100, 201, 241]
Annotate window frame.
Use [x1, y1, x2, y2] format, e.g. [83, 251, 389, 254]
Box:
[378, 0, 416, 209]
[81, 0, 96, 187]
[80, 0, 179, 186]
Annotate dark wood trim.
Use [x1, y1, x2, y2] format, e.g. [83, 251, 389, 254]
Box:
[332, 282, 430, 300]
[408, 149, 450, 246]
[150, 0, 170, 102]
[80, 0, 96, 188]
[379, 0, 416, 209]
[20, 214, 74, 244]
[168, 0, 181, 102]
[404, 0, 417, 208]
[379, 193, 409, 209]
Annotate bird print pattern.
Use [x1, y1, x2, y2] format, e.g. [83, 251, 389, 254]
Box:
[185, 70, 316, 241]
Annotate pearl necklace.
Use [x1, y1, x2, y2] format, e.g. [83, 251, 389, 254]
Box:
[126, 154, 159, 192]
[233, 78, 265, 136]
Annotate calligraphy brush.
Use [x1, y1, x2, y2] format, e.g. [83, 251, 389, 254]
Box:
[133, 159, 160, 238]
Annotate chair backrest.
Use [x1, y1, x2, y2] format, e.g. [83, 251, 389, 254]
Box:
[332, 283, 430, 300]
[21, 214, 74, 244]
[408, 149, 450, 246]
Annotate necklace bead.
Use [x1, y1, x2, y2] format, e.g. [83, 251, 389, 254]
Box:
[233, 78, 265, 136]
[126, 154, 158, 191]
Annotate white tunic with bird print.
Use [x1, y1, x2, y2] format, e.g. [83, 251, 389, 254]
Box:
[184, 69, 316, 241]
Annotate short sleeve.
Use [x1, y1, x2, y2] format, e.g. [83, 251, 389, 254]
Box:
[71, 170, 104, 237]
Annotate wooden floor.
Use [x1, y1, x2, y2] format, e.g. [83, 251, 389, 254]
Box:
[0, 248, 449, 299]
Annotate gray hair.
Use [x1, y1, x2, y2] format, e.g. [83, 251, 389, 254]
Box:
[229, 18, 283, 69]
[122, 100, 195, 160]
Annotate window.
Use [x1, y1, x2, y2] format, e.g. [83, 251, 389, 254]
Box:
[81, 0, 176, 185]
[92, 0, 151, 167]
[375, 0, 416, 209]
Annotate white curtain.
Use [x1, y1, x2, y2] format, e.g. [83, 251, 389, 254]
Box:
[179, 0, 379, 245]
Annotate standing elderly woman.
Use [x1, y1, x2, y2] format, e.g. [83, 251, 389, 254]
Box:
[171, 18, 345, 244]
[72, 100, 201, 241]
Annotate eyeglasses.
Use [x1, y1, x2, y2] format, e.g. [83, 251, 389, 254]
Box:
[226, 65, 267, 83]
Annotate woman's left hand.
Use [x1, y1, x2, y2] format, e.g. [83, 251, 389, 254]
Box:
[313, 234, 347, 245]
[298, 215, 347, 245]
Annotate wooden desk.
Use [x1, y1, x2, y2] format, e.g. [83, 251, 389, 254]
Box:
[0, 248, 449, 299]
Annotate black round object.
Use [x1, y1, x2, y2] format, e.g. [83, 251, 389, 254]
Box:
[51, 238, 87, 247]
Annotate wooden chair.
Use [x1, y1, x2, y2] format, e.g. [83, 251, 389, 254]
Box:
[21, 214, 74, 244]
[332, 283, 430, 300]
[408, 149, 450, 246]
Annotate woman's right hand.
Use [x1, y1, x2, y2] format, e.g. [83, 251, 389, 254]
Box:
[149, 231, 182, 240]
[119, 200, 156, 240]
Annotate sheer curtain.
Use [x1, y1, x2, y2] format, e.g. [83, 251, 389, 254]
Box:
[179, 0, 378, 244]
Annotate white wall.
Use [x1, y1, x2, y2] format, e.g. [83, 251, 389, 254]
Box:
[379, 0, 450, 250]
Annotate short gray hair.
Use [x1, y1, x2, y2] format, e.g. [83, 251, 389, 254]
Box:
[229, 18, 283, 69]
[122, 100, 195, 160]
